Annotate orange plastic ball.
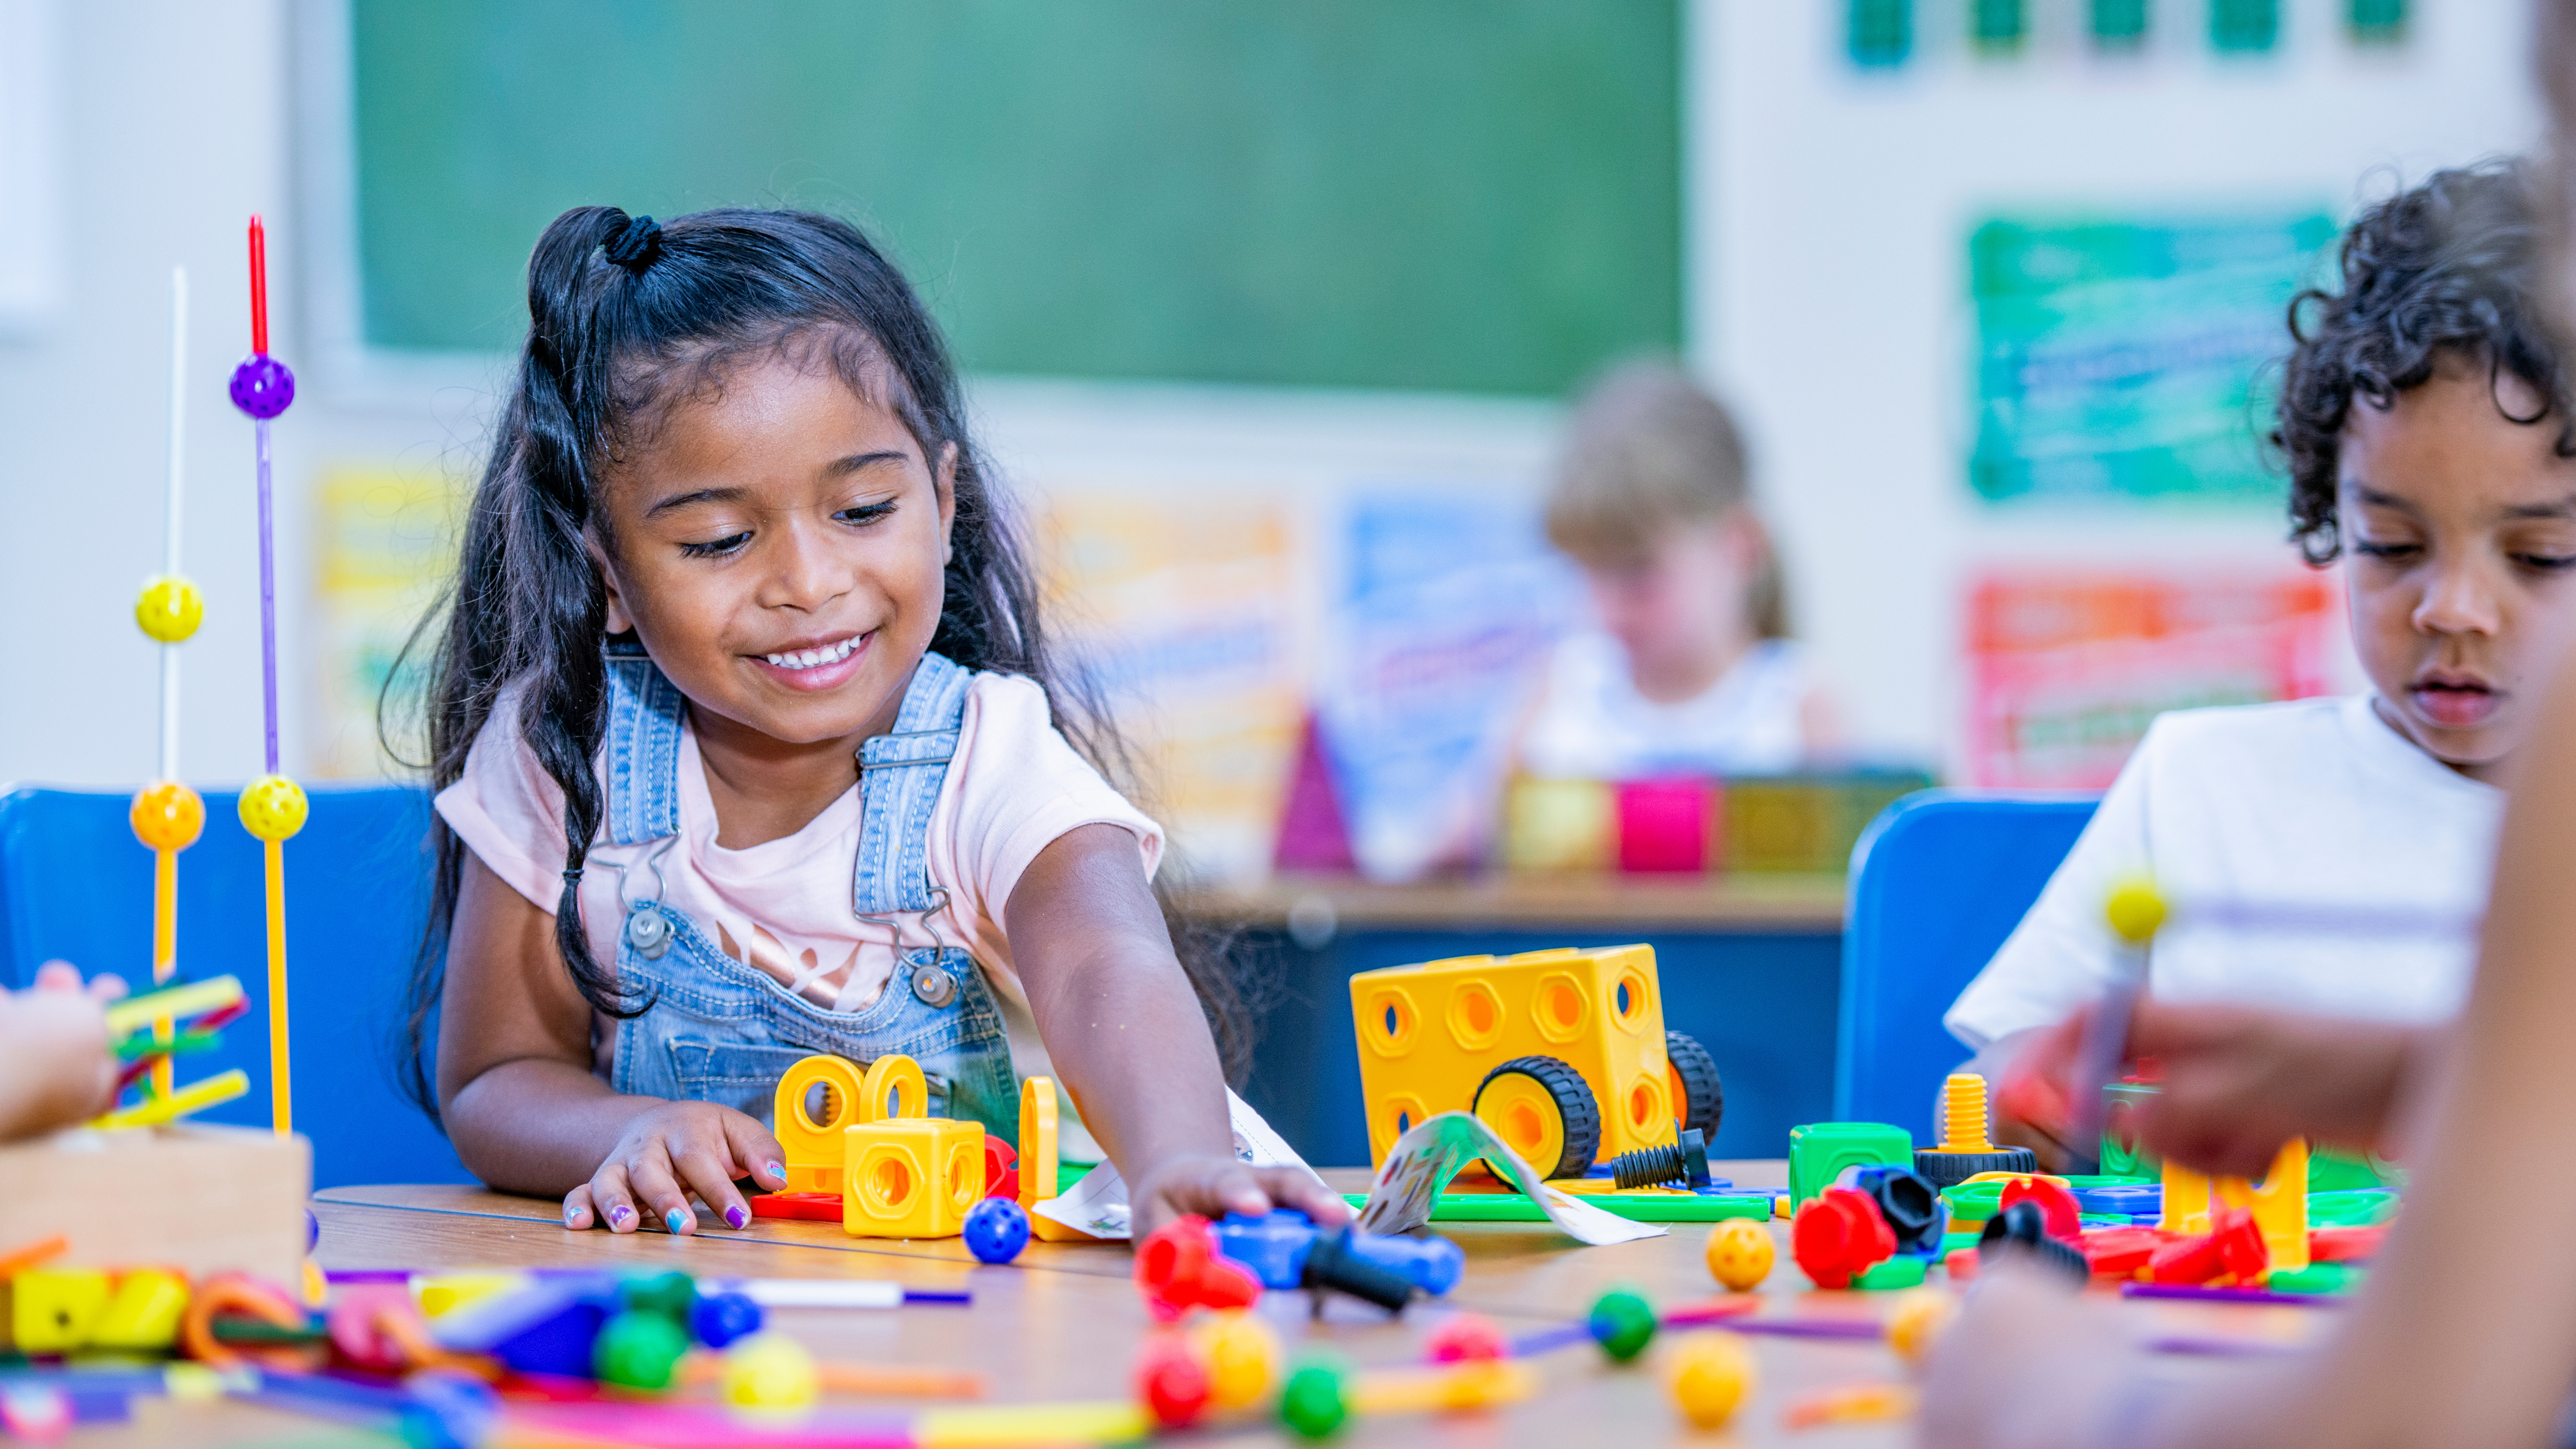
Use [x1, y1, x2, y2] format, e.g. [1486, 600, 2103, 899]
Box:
[1665, 1333, 1756, 1429]
[134, 575, 204, 644]
[130, 781, 205, 852]
[237, 775, 308, 842]
[1706, 1217, 1776, 1292]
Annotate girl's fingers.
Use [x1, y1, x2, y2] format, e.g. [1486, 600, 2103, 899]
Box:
[562, 1183, 598, 1231]
[624, 1154, 699, 1236]
[32, 960, 81, 992]
[1261, 1167, 1353, 1227]
[722, 1112, 790, 1193]
[86, 974, 128, 1002]
[589, 1167, 641, 1234]
[671, 1141, 753, 1232]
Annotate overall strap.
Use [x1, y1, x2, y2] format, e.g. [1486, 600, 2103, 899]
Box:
[601, 639, 688, 846]
[853, 652, 972, 917]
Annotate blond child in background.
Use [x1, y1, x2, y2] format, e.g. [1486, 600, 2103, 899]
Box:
[1519, 361, 1838, 780]
[0, 962, 125, 1142]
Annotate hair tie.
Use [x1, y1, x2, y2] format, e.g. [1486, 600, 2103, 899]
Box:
[563, 866, 586, 886]
[604, 214, 661, 274]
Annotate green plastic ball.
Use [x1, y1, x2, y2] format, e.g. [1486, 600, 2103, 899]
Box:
[1588, 1288, 1658, 1362]
[621, 1270, 698, 1324]
[593, 1309, 691, 1390]
[1278, 1358, 1350, 1440]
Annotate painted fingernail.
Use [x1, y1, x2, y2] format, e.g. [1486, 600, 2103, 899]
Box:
[665, 1208, 692, 1234]
[564, 1203, 584, 1227]
[764, 1161, 787, 1182]
[608, 1204, 633, 1227]
[725, 1204, 750, 1230]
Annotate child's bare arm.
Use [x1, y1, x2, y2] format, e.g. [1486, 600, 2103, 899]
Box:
[438, 853, 783, 1233]
[1008, 823, 1347, 1239]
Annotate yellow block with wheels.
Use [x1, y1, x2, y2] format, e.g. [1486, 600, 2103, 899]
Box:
[775, 1054, 868, 1193]
[841, 1054, 984, 1240]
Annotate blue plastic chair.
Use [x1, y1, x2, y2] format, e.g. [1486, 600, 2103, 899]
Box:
[0, 784, 471, 1188]
[1835, 790, 2099, 1140]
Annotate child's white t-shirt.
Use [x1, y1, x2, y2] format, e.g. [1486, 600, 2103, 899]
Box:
[1521, 632, 1815, 778]
[433, 668, 1163, 1084]
[1944, 694, 2501, 1050]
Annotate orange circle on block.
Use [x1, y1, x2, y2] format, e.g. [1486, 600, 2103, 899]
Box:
[131, 781, 205, 852]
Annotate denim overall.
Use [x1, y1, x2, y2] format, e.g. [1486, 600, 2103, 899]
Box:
[598, 641, 1020, 1145]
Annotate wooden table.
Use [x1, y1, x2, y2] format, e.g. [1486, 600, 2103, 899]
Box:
[62, 1163, 2326, 1448]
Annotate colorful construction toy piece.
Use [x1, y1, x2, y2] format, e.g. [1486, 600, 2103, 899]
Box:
[1792, 1188, 1897, 1288]
[1347, 945, 1721, 1177]
[1914, 1074, 2036, 1188]
[1788, 1121, 1911, 1208]
[1706, 1218, 1776, 1291]
[2163, 1139, 2310, 1276]
[1134, 1215, 1262, 1322]
[1587, 1288, 1658, 1361]
[963, 1197, 1031, 1264]
[93, 976, 250, 1130]
[1211, 1210, 1459, 1303]
[1665, 1332, 1756, 1429]
[839, 1055, 986, 1239]
[773, 1054, 866, 1193]
[1842, 1164, 1947, 1255]
[1884, 1288, 1958, 1366]
[1133, 1333, 1212, 1428]
[1188, 1309, 1281, 1409]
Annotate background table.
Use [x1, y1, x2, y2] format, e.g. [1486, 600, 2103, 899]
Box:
[59, 1161, 2326, 1449]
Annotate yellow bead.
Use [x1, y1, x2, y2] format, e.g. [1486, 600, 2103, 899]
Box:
[1187, 1309, 1280, 1410]
[134, 575, 204, 644]
[2104, 877, 2167, 945]
[1665, 1333, 1755, 1430]
[130, 781, 205, 853]
[237, 775, 308, 842]
[722, 1331, 819, 1411]
[1885, 1288, 1958, 1367]
[1705, 1218, 1775, 1292]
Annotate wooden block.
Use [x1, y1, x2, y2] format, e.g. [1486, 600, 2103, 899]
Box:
[0, 1124, 309, 1290]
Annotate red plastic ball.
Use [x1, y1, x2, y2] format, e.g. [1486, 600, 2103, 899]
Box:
[1426, 1313, 1507, 1362]
[1133, 1335, 1211, 1428]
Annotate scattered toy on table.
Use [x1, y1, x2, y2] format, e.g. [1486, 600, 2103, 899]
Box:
[1914, 1074, 2036, 1189]
[963, 1196, 1031, 1264]
[1425, 1312, 1508, 1363]
[1883, 1289, 1958, 1367]
[1588, 1287, 1659, 1361]
[1133, 1331, 1212, 1428]
[1706, 1216, 1777, 1291]
[1792, 1186, 1896, 1288]
[716, 1331, 817, 1411]
[1976, 1201, 2089, 1285]
[1276, 1352, 1533, 1442]
[1788, 1121, 1912, 1209]
[1134, 1215, 1263, 1321]
[2163, 1139, 2309, 1275]
[1664, 1332, 1756, 1430]
[1213, 1209, 1459, 1309]
[1347, 945, 1723, 1179]
[1605, 1127, 1714, 1190]
[1188, 1309, 1282, 1409]
[1996, 1176, 2082, 1241]
[1786, 1382, 1917, 1431]
[1842, 1164, 1947, 1255]
[2145, 1204, 2269, 1286]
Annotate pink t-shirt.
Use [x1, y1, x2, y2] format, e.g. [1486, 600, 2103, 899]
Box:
[433, 668, 1162, 1081]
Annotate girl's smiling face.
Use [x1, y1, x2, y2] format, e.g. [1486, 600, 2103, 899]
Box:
[593, 345, 954, 752]
[2340, 354, 2576, 782]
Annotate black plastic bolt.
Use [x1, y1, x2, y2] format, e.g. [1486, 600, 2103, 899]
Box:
[1606, 1128, 1713, 1190]
[1300, 1227, 1414, 1315]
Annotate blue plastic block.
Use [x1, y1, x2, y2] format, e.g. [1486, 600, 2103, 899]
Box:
[2073, 1182, 2160, 1217]
[688, 1292, 763, 1349]
[1212, 1210, 1464, 1297]
[429, 1276, 618, 1378]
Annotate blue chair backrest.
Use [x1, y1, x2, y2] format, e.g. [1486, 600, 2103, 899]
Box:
[0, 784, 471, 1189]
[1836, 789, 2099, 1140]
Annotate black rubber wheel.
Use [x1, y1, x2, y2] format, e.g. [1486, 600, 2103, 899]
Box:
[1914, 1145, 2038, 1189]
[1665, 1030, 1724, 1142]
[1473, 1055, 1602, 1179]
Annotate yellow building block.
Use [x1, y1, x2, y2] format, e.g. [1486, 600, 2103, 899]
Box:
[775, 1054, 869, 1193]
[2161, 1139, 2310, 1277]
[1349, 944, 1677, 1173]
[840, 1054, 985, 1240]
[3, 1268, 112, 1352]
[91, 1269, 190, 1351]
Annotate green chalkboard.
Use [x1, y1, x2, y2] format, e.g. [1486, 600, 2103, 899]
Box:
[350, 1, 1681, 396]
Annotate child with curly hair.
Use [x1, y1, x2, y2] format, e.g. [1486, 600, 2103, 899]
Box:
[1943, 160, 2576, 1165]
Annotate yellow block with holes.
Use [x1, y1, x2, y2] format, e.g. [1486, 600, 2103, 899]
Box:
[840, 1054, 986, 1240]
[3, 1269, 112, 1353]
[1348, 944, 1677, 1173]
[776, 1054, 869, 1193]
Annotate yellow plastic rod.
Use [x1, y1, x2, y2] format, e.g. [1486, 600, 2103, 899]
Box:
[264, 837, 290, 1136]
[103, 975, 242, 1038]
[92, 1069, 247, 1130]
[152, 846, 177, 1100]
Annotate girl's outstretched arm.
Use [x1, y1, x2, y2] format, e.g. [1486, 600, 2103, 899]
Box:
[1923, 641, 2576, 1449]
[1009, 823, 1350, 1240]
[438, 853, 786, 1234]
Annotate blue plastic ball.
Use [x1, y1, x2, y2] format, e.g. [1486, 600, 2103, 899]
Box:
[230, 353, 295, 419]
[963, 1197, 1030, 1264]
[305, 1208, 320, 1252]
[688, 1291, 764, 1349]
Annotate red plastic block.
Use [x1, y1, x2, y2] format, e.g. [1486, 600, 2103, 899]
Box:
[1792, 1187, 1896, 1289]
[981, 1139, 1019, 1201]
[2146, 1233, 2220, 1285]
[2209, 1207, 2268, 1283]
[1134, 1215, 1262, 1322]
[2077, 1227, 2172, 1280]
[746, 1192, 842, 1221]
[1999, 1178, 2082, 1242]
[2309, 1225, 2386, 1264]
[1943, 1248, 1979, 1282]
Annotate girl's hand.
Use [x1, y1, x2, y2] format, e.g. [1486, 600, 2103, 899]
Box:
[2123, 1000, 2420, 1177]
[0, 962, 128, 1141]
[561, 1101, 786, 1236]
[1920, 1261, 2140, 1449]
[1128, 1153, 1354, 1241]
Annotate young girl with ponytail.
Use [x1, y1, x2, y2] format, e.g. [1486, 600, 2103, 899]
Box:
[410, 205, 1340, 1241]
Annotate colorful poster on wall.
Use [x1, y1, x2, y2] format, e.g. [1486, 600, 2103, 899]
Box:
[1970, 210, 2336, 504]
[1040, 491, 1305, 887]
[1964, 567, 2339, 788]
[1313, 492, 1574, 882]
[313, 467, 467, 778]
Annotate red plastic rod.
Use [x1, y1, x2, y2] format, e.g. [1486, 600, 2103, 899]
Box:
[248, 215, 269, 355]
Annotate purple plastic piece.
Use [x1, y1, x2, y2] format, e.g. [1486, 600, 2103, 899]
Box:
[254, 417, 280, 773]
[229, 353, 295, 419]
[2121, 1283, 2342, 1308]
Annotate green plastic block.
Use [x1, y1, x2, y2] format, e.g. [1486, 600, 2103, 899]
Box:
[1338, 1192, 1775, 1224]
[1788, 1122, 1913, 1208]
[1940, 1232, 1983, 1256]
[1853, 1257, 1928, 1291]
[2269, 1262, 2364, 1295]
[2309, 1147, 2397, 1193]
[2306, 1189, 2398, 1227]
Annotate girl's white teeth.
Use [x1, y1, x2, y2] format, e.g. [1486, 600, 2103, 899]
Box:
[765, 636, 858, 670]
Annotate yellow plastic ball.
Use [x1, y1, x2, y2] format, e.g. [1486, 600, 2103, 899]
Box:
[237, 775, 308, 843]
[130, 781, 205, 853]
[2104, 877, 2167, 945]
[134, 575, 204, 644]
[1705, 1218, 1776, 1292]
[1665, 1333, 1756, 1430]
[1187, 1308, 1280, 1410]
[721, 1331, 818, 1411]
[1885, 1288, 1958, 1368]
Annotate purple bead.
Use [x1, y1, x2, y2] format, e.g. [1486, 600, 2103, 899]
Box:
[230, 352, 295, 419]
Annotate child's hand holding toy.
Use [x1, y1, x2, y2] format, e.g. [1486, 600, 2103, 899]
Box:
[0, 961, 128, 1142]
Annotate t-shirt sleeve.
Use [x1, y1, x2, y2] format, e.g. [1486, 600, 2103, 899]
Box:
[1941, 727, 2161, 1050]
[939, 674, 1164, 933]
[431, 695, 580, 917]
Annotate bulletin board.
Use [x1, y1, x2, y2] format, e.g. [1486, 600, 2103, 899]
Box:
[342, 0, 1681, 397]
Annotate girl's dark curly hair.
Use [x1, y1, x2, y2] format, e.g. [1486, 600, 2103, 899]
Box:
[2275, 160, 2576, 565]
[391, 206, 1253, 1116]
